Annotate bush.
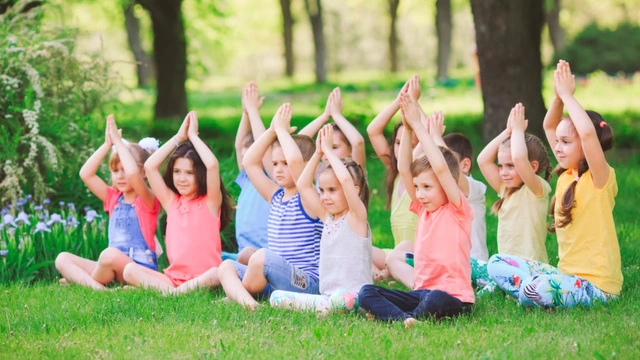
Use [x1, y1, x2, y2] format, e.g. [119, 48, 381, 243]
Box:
[557, 22, 640, 75]
[0, 5, 115, 205]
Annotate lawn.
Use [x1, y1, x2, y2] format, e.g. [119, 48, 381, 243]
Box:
[2, 72, 640, 359]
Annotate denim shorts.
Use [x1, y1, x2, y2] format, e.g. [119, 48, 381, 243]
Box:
[117, 246, 158, 271]
[232, 249, 319, 296]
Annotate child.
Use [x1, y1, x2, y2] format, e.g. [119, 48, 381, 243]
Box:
[270, 125, 372, 313]
[367, 75, 421, 278]
[231, 81, 271, 264]
[122, 111, 234, 294]
[443, 132, 488, 262]
[218, 103, 323, 310]
[487, 60, 621, 308]
[55, 115, 160, 290]
[359, 93, 474, 328]
[478, 103, 552, 263]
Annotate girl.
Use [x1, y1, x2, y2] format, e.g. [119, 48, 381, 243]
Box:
[478, 103, 552, 263]
[487, 60, 622, 308]
[122, 111, 234, 294]
[270, 125, 372, 313]
[55, 115, 161, 290]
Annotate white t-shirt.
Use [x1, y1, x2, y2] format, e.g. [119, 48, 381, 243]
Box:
[467, 174, 488, 261]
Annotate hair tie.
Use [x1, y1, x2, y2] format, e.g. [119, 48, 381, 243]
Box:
[138, 137, 160, 154]
[599, 121, 607, 129]
[574, 175, 580, 182]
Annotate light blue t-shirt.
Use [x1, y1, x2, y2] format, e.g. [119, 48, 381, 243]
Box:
[235, 169, 270, 251]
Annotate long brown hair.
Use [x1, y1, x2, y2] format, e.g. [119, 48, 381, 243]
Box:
[162, 141, 234, 231]
[323, 157, 370, 209]
[384, 123, 403, 209]
[548, 110, 613, 232]
[492, 133, 552, 214]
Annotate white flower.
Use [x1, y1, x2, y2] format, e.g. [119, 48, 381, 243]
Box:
[2, 214, 18, 228]
[85, 210, 102, 222]
[0, 250, 7, 257]
[138, 137, 160, 154]
[33, 221, 51, 234]
[15, 211, 30, 224]
[46, 213, 65, 226]
[66, 216, 79, 228]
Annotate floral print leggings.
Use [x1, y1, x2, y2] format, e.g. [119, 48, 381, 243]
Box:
[486, 254, 615, 308]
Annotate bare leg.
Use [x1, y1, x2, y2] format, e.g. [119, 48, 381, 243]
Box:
[371, 247, 389, 281]
[92, 247, 134, 284]
[218, 260, 259, 310]
[55, 252, 105, 290]
[122, 262, 175, 294]
[174, 267, 220, 294]
[237, 247, 258, 265]
[386, 241, 415, 289]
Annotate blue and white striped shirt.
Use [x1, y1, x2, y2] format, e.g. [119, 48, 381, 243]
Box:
[268, 188, 323, 280]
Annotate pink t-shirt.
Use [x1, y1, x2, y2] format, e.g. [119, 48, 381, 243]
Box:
[104, 187, 160, 251]
[163, 195, 222, 285]
[410, 193, 475, 304]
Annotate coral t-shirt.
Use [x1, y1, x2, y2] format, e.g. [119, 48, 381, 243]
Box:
[103, 187, 160, 251]
[411, 193, 474, 304]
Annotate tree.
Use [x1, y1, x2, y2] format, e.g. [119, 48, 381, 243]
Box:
[123, 2, 153, 87]
[137, 0, 187, 120]
[470, 0, 546, 141]
[304, 0, 327, 83]
[279, 0, 295, 78]
[545, 0, 564, 54]
[388, 0, 400, 72]
[435, 0, 452, 81]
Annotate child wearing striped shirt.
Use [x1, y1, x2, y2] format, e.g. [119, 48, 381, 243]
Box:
[218, 103, 323, 310]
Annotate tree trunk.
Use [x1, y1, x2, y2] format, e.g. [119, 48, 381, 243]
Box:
[470, 0, 546, 141]
[388, 0, 400, 73]
[435, 0, 452, 81]
[137, 0, 187, 120]
[279, 0, 295, 77]
[124, 3, 153, 88]
[545, 0, 564, 54]
[304, 0, 327, 84]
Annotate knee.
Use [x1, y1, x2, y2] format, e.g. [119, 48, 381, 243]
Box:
[218, 260, 236, 278]
[237, 247, 257, 265]
[358, 284, 377, 303]
[247, 248, 266, 271]
[97, 248, 123, 267]
[122, 262, 138, 283]
[55, 252, 72, 270]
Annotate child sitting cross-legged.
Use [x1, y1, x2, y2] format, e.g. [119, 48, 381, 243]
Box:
[270, 124, 372, 314]
[358, 93, 474, 328]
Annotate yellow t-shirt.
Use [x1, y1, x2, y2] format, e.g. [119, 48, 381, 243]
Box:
[497, 176, 551, 263]
[390, 176, 418, 245]
[555, 167, 622, 295]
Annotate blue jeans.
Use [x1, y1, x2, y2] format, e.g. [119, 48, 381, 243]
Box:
[358, 285, 472, 322]
[232, 249, 319, 297]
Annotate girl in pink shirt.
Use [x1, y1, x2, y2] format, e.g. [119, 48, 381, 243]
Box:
[123, 111, 234, 294]
[55, 115, 160, 290]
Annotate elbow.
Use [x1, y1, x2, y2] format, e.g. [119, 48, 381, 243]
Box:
[79, 168, 89, 181]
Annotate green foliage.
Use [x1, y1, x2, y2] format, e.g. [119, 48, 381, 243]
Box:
[0, 200, 108, 284]
[0, 5, 115, 205]
[557, 22, 640, 75]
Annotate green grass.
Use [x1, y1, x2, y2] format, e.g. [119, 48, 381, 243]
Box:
[3, 73, 640, 358]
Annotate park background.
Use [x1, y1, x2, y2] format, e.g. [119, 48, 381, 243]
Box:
[1, 0, 640, 358]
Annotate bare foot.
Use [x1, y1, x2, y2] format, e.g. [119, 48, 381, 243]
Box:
[316, 307, 330, 320]
[123, 285, 138, 291]
[388, 281, 396, 286]
[404, 317, 418, 329]
[58, 278, 68, 286]
[365, 312, 376, 321]
[374, 269, 390, 282]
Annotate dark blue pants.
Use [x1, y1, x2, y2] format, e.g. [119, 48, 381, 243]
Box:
[358, 284, 472, 321]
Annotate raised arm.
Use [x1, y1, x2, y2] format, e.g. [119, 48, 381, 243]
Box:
[108, 115, 155, 208]
[556, 60, 610, 188]
[187, 111, 223, 211]
[429, 111, 447, 148]
[144, 114, 190, 210]
[235, 110, 251, 170]
[510, 103, 544, 196]
[328, 88, 366, 167]
[79, 117, 112, 203]
[242, 126, 280, 203]
[366, 81, 408, 168]
[243, 81, 272, 174]
[298, 90, 331, 138]
[321, 125, 369, 237]
[401, 94, 461, 208]
[477, 114, 511, 194]
[273, 103, 306, 183]
[296, 131, 327, 222]
[397, 107, 417, 202]
[543, 69, 564, 150]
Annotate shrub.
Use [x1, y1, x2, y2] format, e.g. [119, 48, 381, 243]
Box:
[557, 22, 640, 75]
[0, 5, 115, 205]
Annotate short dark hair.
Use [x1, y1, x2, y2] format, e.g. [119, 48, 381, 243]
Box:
[443, 133, 473, 171]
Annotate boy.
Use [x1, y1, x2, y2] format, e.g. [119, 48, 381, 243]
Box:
[359, 94, 474, 327]
[218, 103, 322, 310]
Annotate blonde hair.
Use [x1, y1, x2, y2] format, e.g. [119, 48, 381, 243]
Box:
[272, 134, 316, 162]
[322, 157, 370, 209]
[108, 143, 149, 171]
[410, 146, 460, 182]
